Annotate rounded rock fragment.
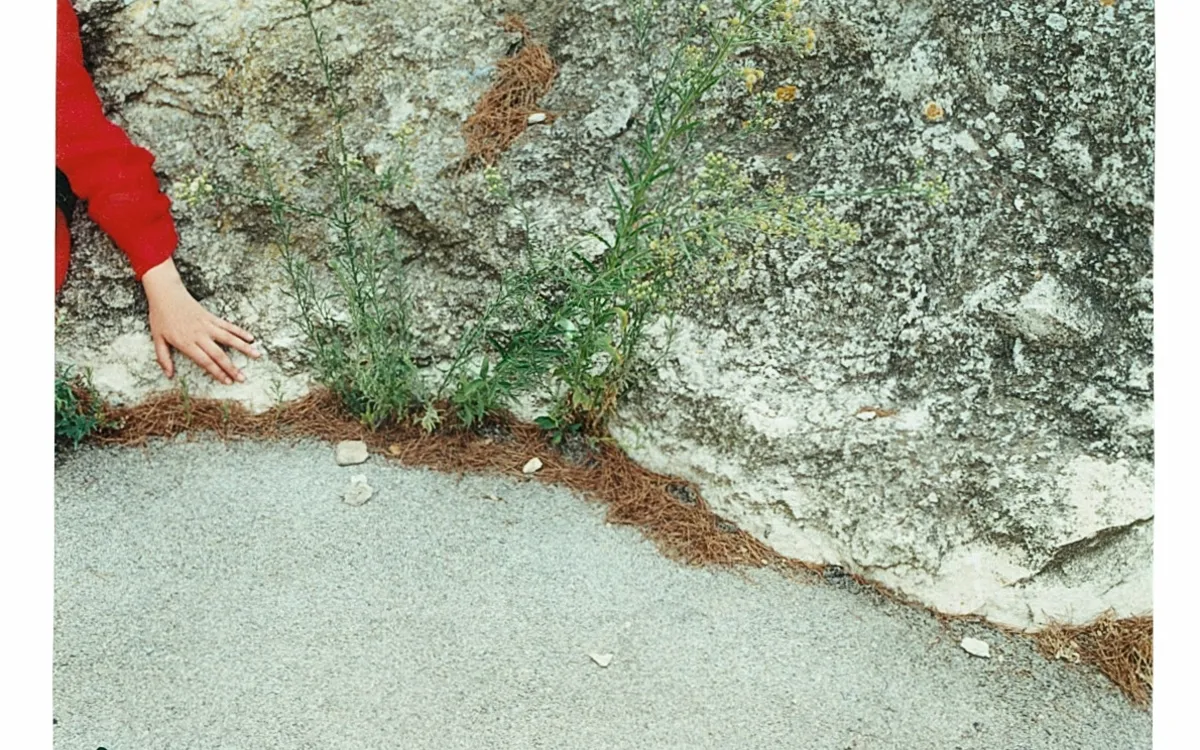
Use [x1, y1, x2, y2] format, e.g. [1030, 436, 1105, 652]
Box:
[342, 474, 374, 506]
[335, 440, 370, 466]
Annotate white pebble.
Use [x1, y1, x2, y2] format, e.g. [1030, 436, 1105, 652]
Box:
[342, 475, 374, 506]
[335, 440, 369, 466]
[589, 652, 613, 668]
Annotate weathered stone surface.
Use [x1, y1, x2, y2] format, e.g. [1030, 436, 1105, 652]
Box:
[55, 0, 1153, 630]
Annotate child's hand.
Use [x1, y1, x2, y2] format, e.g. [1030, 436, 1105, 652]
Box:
[141, 258, 260, 385]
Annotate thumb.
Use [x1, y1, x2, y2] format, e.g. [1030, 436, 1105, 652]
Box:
[154, 335, 175, 379]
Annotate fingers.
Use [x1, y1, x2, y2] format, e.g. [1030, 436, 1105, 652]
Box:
[213, 317, 256, 347]
[159, 317, 258, 386]
[171, 335, 254, 387]
[212, 327, 260, 361]
[154, 335, 174, 379]
[199, 338, 245, 385]
[182, 342, 236, 386]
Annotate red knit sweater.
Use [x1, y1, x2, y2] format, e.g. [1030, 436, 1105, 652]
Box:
[56, 0, 177, 293]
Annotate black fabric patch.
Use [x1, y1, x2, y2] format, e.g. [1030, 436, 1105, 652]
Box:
[56, 167, 78, 219]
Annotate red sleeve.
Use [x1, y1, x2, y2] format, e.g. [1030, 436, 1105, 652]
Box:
[56, 0, 177, 280]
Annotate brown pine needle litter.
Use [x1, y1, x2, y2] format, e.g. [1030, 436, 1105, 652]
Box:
[85, 388, 1152, 708]
[460, 15, 559, 169]
[1034, 612, 1153, 706]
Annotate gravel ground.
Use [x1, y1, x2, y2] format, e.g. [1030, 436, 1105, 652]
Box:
[53, 437, 1151, 749]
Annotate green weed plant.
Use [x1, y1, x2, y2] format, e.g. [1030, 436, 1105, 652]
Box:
[55, 365, 116, 449]
[239, 0, 947, 441]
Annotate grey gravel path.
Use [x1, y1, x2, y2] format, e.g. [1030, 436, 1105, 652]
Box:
[54, 438, 1151, 749]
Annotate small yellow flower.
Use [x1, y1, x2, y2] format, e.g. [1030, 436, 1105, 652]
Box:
[923, 101, 945, 122]
[742, 67, 765, 92]
[774, 84, 798, 102]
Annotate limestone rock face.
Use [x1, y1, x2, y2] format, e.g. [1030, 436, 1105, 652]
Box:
[55, 0, 1153, 630]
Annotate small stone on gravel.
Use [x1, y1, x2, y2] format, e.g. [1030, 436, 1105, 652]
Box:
[342, 475, 374, 506]
[335, 440, 369, 466]
[589, 652, 613, 668]
[961, 637, 991, 658]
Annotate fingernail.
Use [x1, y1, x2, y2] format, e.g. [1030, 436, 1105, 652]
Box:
[236, 372, 246, 383]
[225, 378, 233, 385]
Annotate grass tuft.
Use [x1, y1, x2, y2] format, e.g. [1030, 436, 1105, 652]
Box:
[55, 365, 119, 450]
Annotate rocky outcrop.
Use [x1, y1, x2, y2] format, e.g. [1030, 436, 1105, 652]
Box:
[56, 0, 1153, 630]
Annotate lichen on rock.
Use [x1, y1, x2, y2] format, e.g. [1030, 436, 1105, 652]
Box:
[54, 0, 1153, 631]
